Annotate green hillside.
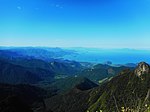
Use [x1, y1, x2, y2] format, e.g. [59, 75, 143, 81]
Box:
[46, 62, 150, 112]
[78, 64, 133, 83]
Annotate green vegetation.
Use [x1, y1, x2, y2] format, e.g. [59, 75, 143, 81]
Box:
[78, 64, 133, 83]
[47, 63, 150, 112]
[0, 48, 149, 112]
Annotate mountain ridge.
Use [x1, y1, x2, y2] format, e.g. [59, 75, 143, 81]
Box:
[46, 62, 150, 112]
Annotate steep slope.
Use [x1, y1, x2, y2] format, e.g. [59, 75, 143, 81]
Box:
[45, 78, 98, 112]
[87, 62, 150, 112]
[46, 62, 150, 112]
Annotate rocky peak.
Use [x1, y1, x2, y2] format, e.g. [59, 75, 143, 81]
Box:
[134, 62, 150, 77]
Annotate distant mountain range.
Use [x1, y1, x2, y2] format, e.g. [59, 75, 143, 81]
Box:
[1, 47, 150, 64]
[0, 47, 149, 112]
[0, 47, 76, 61]
[0, 49, 86, 84]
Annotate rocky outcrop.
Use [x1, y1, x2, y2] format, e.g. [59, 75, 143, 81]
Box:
[134, 62, 150, 77]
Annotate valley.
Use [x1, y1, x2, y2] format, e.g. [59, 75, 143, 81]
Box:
[0, 47, 149, 112]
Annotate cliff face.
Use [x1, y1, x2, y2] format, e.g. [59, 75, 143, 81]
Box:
[134, 62, 150, 77]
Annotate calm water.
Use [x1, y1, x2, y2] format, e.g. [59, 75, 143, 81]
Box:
[63, 49, 150, 64]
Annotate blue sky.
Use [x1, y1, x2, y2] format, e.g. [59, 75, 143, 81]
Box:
[0, 0, 150, 48]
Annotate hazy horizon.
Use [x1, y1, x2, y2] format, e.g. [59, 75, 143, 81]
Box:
[1, 46, 150, 50]
[1, 46, 150, 64]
